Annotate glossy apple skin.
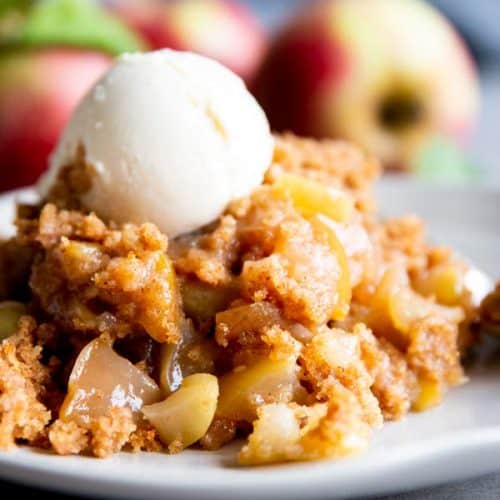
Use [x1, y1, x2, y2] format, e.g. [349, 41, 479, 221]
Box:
[254, 0, 480, 169]
[0, 48, 111, 191]
[108, 0, 266, 83]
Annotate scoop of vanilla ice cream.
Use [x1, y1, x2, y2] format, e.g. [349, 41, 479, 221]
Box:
[40, 49, 274, 237]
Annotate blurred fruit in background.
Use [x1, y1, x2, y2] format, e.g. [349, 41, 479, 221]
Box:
[253, 0, 480, 171]
[0, 0, 142, 192]
[107, 0, 267, 84]
[0, 48, 110, 191]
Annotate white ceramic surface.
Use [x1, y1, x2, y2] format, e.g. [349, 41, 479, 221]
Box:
[0, 182, 498, 500]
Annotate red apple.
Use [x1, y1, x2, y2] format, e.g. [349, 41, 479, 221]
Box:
[253, 0, 480, 170]
[0, 48, 111, 191]
[108, 0, 266, 83]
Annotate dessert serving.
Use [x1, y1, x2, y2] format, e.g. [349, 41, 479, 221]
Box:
[0, 49, 490, 465]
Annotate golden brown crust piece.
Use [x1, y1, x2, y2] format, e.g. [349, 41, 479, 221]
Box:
[49, 419, 89, 456]
[24, 204, 180, 343]
[89, 408, 136, 458]
[0, 317, 51, 450]
[269, 133, 381, 214]
[128, 423, 163, 453]
[49, 408, 138, 458]
[44, 144, 95, 211]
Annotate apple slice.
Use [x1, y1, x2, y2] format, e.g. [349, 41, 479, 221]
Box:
[60, 336, 161, 426]
[413, 262, 467, 306]
[159, 318, 219, 395]
[309, 214, 351, 321]
[142, 373, 219, 449]
[412, 377, 442, 412]
[216, 357, 300, 422]
[271, 175, 352, 320]
[369, 267, 464, 349]
[272, 173, 354, 223]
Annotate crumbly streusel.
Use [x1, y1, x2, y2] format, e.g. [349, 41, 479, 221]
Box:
[0, 134, 477, 463]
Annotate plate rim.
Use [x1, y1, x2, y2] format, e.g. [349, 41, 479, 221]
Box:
[1, 426, 500, 500]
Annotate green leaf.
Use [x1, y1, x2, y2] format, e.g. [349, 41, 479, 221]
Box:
[412, 136, 482, 184]
[1, 0, 143, 55]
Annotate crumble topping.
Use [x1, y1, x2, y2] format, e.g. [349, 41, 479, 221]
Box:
[0, 134, 479, 462]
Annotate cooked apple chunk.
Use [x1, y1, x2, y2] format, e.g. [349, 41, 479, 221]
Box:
[142, 374, 219, 450]
[60, 336, 161, 426]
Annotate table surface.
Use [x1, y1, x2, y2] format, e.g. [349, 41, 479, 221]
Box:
[3, 472, 500, 500]
[471, 68, 500, 187]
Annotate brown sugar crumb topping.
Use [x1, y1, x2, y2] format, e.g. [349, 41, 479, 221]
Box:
[0, 134, 480, 463]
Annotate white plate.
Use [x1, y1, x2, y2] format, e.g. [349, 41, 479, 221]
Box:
[0, 182, 499, 500]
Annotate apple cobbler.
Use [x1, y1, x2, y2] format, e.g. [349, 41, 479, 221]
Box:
[0, 134, 483, 464]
